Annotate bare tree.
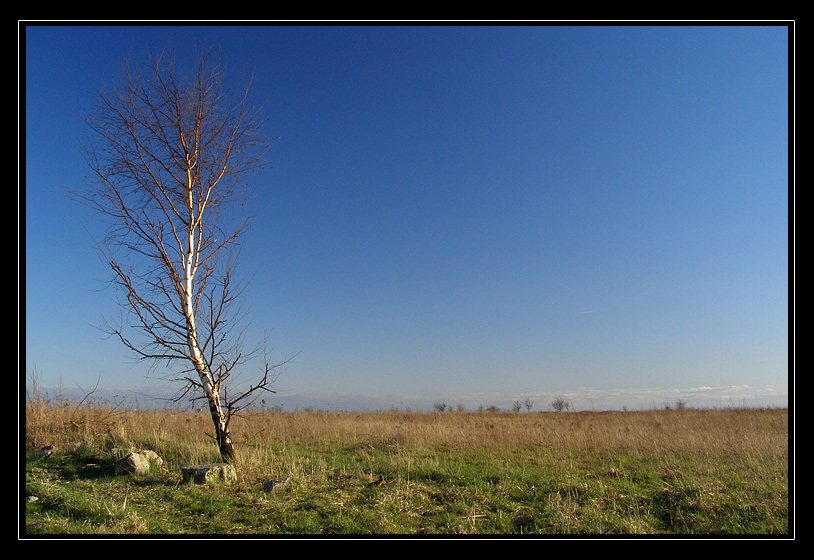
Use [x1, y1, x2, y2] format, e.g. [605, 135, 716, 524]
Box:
[433, 402, 448, 413]
[74, 45, 287, 464]
[550, 397, 571, 412]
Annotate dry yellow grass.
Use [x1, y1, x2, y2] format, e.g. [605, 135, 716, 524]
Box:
[25, 395, 787, 478]
[25, 392, 789, 534]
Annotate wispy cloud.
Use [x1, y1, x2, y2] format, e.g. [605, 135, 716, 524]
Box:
[40, 383, 789, 413]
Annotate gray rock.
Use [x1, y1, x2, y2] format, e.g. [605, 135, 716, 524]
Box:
[181, 463, 237, 484]
[262, 478, 289, 492]
[114, 452, 151, 476]
[111, 448, 164, 468]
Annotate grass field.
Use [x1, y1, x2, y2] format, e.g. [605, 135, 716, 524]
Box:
[23, 392, 790, 536]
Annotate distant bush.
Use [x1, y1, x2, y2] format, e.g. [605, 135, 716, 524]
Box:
[550, 397, 571, 412]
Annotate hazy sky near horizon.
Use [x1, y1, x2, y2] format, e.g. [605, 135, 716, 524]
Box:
[23, 24, 790, 411]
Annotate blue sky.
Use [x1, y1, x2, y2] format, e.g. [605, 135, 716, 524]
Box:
[23, 24, 790, 411]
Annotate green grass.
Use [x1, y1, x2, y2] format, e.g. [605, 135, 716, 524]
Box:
[23, 405, 789, 536]
[24, 442, 788, 535]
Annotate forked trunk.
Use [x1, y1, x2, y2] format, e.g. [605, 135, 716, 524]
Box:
[209, 402, 236, 464]
[189, 330, 236, 464]
[183, 209, 237, 464]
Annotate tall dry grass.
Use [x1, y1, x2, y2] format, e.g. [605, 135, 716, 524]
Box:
[25, 383, 788, 485]
[25, 375, 789, 534]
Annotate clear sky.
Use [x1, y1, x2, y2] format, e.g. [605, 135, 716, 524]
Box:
[23, 24, 790, 412]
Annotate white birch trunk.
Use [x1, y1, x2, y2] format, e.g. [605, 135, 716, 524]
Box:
[182, 174, 235, 463]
